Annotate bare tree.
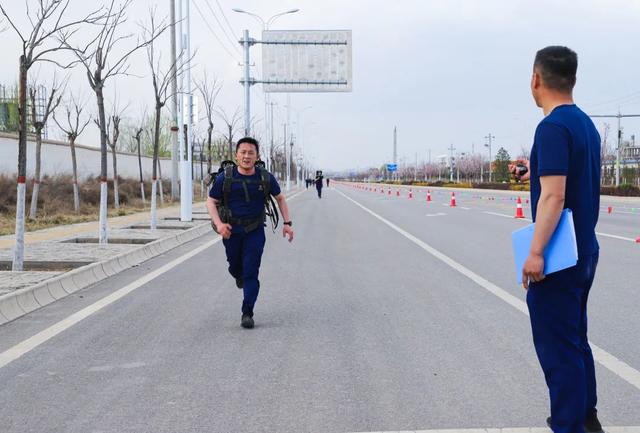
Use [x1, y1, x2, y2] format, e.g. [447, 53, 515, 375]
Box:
[1, 0, 104, 270]
[53, 93, 91, 213]
[105, 98, 129, 210]
[63, 0, 165, 243]
[195, 72, 221, 174]
[132, 125, 145, 206]
[142, 7, 185, 229]
[216, 107, 242, 160]
[28, 78, 63, 219]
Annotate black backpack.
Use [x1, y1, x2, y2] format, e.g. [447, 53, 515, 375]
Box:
[210, 160, 279, 233]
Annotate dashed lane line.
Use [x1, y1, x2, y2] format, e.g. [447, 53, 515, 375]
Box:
[335, 187, 640, 392]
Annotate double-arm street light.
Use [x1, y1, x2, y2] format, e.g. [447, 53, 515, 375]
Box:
[231, 8, 300, 175]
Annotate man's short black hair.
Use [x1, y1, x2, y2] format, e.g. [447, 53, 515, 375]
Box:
[236, 137, 259, 154]
[534, 46, 578, 93]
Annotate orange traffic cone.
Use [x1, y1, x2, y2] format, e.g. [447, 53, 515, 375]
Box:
[608, 206, 613, 214]
[515, 196, 525, 218]
[426, 190, 432, 202]
[381, 186, 384, 193]
[396, 189, 400, 197]
[408, 189, 413, 199]
[388, 189, 391, 195]
[450, 192, 457, 207]
[636, 236, 640, 243]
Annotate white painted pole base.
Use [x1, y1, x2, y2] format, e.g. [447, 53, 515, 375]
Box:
[180, 160, 192, 221]
[99, 181, 108, 244]
[12, 182, 26, 271]
[158, 178, 165, 205]
[73, 183, 80, 214]
[140, 182, 146, 207]
[29, 182, 39, 219]
[150, 179, 157, 230]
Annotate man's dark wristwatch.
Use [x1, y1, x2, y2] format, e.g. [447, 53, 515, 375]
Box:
[283, 221, 292, 227]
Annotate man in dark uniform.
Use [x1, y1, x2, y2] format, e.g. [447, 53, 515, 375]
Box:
[326, 177, 330, 187]
[315, 170, 324, 199]
[523, 46, 603, 433]
[207, 137, 294, 329]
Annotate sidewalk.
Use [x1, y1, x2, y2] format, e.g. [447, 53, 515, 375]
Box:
[0, 203, 213, 325]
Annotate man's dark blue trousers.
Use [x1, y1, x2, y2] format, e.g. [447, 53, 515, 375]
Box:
[527, 253, 599, 433]
[223, 227, 266, 316]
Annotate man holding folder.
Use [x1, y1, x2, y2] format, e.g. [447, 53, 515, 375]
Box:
[521, 46, 603, 433]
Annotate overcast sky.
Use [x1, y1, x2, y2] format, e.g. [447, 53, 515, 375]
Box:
[2, 0, 640, 172]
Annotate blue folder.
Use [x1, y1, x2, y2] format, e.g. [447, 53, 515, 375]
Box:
[512, 208, 578, 284]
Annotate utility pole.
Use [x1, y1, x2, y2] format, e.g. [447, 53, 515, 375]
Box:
[590, 111, 640, 187]
[414, 152, 417, 181]
[484, 133, 495, 183]
[242, 29, 252, 136]
[393, 126, 397, 181]
[448, 143, 456, 183]
[286, 94, 291, 190]
[178, 0, 193, 221]
[170, 0, 179, 199]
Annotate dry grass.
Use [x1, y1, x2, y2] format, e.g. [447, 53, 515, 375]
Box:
[0, 174, 207, 236]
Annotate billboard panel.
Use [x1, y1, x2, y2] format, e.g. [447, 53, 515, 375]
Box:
[262, 30, 352, 93]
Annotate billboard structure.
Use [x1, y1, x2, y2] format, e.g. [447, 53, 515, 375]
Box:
[261, 30, 352, 93]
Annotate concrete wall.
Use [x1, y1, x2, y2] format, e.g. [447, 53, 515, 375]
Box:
[0, 133, 173, 180]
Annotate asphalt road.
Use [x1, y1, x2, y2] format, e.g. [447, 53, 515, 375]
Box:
[0, 184, 639, 433]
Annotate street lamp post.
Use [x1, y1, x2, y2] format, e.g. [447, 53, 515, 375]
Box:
[232, 8, 300, 172]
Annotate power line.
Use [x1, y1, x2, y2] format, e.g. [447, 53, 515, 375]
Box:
[201, 0, 242, 56]
[213, 0, 241, 45]
[192, 0, 241, 63]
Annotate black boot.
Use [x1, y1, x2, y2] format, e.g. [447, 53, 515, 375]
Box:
[546, 411, 604, 433]
[241, 314, 254, 329]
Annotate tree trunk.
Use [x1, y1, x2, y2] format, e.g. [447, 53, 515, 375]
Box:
[158, 159, 164, 205]
[110, 145, 120, 209]
[29, 129, 43, 219]
[150, 179, 157, 230]
[96, 83, 109, 244]
[13, 56, 28, 271]
[137, 134, 145, 207]
[206, 125, 212, 174]
[70, 138, 80, 213]
[151, 104, 161, 229]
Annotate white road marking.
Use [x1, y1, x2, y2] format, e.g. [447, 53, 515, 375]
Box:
[481, 211, 638, 243]
[596, 232, 637, 242]
[348, 427, 640, 433]
[459, 206, 471, 210]
[336, 188, 640, 392]
[0, 189, 306, 370]
[0, 236, 223, 370]
[426, 213, 447, 217]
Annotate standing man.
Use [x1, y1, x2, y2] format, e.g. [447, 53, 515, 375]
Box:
[523, 46, 603, 433]
[207, 137, 294, 329]
[326, 177, 330, 188]
[315, 170, 324, 199]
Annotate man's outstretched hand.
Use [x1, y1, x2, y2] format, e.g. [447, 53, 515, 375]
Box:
[509, 159, 531, 182]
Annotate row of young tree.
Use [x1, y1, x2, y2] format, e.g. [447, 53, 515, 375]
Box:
[0, 0, 247, 271]
[373, 147, 517, 184]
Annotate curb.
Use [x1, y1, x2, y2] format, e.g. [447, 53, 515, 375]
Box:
[0, 222, 212, 325]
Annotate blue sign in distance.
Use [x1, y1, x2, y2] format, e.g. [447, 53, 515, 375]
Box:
[387, 163, 397, 172]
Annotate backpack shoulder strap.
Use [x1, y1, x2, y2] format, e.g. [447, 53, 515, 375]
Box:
[257, 167, 271, 200]
[222, 165, 234, 205]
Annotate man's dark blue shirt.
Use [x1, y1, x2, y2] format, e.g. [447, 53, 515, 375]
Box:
[530, 104, 601, 257]
[209, 167, 281, 233]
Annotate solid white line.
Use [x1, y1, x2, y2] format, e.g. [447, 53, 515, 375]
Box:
[335, 188, 640, 392]
[0, 189, 306, 370]
[596, 231, 637, 242]
[459, 206, 471, 210]
[426, 213, 447, 217]
[0, 236, 223, 370]
[481, 212, 637, 242]
[348, 427, 640, 433]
